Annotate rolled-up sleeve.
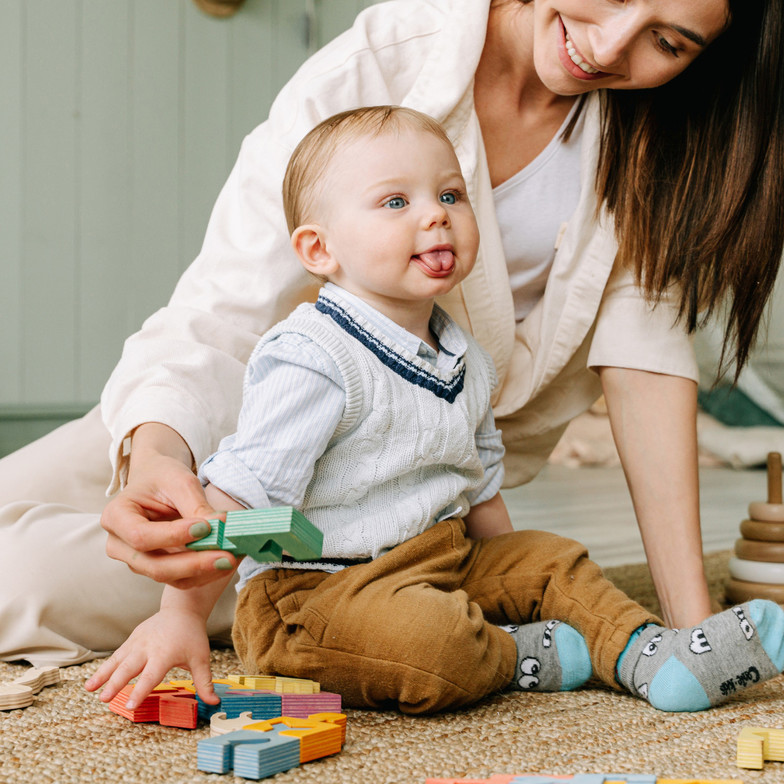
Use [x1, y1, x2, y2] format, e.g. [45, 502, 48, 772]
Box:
[587, 263, 698, 381]
[198, 333, 345, 510]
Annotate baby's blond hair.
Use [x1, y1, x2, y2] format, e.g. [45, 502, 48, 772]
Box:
[282, 106, 453, 234]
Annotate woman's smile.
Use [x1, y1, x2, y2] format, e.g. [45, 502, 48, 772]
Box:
[558, 15, 608, 81]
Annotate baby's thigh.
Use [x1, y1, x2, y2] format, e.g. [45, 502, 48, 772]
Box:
[233, 565, 517, 712]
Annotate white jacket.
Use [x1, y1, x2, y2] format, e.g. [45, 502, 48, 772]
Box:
[101, 0, 697, 492]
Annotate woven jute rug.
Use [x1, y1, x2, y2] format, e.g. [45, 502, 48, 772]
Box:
[1, 551, 782, 784]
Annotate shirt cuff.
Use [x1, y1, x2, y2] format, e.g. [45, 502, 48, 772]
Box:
[466, 460, 505, 507]
[198, 450, 272, 510]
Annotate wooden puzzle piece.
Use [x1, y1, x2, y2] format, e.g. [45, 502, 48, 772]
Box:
[107, 682, 182, 722]
[220, 690, 283, 720]
[736, 725, 784, 770]
[228, 674, 321, 694]
[425, 778, 518, 784]
[515, 778, 656, 784]
[232, 731, 302, 780]
[158, 690, 198, 729]
[0, 683, 35, 710]
[426, 779, 741, 784]
[308, 712, 347, 745]
[13, 665, 61, 693]
[211, 711, 256, 735]
[0, 666, 62, 710]
[186, 507, 323, 562]
[197, 712, 345, 779]
[197, 729, 300, 777]
[241, 715, 344, 763]
[211, 710, 347, 745]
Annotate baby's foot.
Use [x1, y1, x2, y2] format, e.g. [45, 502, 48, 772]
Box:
[617, 599, 784, 711]
[508, 620, 592, 692]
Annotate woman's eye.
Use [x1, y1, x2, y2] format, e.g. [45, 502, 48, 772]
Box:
[440, 192, 457, 205]
[655, 34, 679, 56]
[384, 197, 407, 209]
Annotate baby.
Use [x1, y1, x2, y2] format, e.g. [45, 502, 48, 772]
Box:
[87, 106, 784, 715]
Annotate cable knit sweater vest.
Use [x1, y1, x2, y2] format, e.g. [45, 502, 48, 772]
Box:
[253, 292, 497, 560]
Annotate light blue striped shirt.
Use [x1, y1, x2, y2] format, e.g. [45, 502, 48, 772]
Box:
[199, 283, 505, 517]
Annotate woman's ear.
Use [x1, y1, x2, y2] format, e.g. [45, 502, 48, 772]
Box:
[291, 225, 339, 277]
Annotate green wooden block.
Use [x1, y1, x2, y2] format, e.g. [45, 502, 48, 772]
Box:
[186, 507, 323, 562]
[186, 519, 239, 554]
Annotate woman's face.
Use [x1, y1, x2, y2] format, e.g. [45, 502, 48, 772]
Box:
[531, 0, 730, 95]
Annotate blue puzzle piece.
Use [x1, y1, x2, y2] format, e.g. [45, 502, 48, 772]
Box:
[196, 683, 234, 722]
[233, 732, 301, 780]
[197, 730, 292, 775]
[221, 690, 282, 720]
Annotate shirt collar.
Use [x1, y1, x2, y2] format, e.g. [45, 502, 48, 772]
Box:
[322, 283, 466, 371]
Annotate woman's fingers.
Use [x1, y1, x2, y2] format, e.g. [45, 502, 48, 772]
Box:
[104, 531, 237, 587]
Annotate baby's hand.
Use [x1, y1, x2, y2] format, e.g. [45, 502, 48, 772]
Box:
[84, 608, 220, 709]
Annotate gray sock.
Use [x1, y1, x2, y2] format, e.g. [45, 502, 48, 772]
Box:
[617, 600, 784, 711]
[508, 620, 592, 692]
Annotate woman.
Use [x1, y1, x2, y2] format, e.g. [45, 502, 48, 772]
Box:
[1, 0, 782, 665]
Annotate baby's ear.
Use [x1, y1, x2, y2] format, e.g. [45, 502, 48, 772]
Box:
[291, 225, 338, 277]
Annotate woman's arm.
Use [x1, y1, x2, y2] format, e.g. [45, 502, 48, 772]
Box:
[598, 366, 711, 627]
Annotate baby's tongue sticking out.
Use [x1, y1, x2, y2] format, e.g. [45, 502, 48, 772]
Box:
[416, 249, 454, 272]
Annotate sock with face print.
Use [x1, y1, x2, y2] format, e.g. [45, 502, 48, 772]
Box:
[507, 619, 592, 692]
[616, 599, 784, 712]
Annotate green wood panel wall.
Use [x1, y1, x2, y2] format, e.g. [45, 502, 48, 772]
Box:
[0, 0, 378, 419]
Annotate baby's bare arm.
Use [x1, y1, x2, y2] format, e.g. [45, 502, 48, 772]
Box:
[462, 492, 514, 539]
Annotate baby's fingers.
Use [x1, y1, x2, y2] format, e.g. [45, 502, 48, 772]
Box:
[84, 652, 125, 694]
[124, 663, 173, 710]
[191, 659, 219, 706]
[94, 652, 147, 706]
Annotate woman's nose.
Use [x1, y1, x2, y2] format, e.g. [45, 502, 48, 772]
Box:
[587, 17, 637, 70]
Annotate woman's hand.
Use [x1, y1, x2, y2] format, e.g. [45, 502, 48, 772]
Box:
[100, 423, 239, 589]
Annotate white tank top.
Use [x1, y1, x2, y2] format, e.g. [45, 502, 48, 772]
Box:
[493, 101, 585, 322]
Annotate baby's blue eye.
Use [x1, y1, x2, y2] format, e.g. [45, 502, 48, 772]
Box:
[384, 197, 407, 209]
[440, 192, 457, 205]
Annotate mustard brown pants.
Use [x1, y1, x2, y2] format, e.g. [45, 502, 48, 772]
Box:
[233, 518, 659, 714]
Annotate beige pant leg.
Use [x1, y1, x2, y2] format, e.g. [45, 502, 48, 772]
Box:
[0, 406, 235, 666]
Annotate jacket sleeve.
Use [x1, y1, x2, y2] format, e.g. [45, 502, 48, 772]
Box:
[586, 261, 699, 381]
[100, 0, 450, 492]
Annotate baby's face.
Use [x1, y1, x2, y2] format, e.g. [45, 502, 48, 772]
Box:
[315, 126, 479, 311]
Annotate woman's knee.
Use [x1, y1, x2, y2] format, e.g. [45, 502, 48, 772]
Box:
[0, 406, 111, 511]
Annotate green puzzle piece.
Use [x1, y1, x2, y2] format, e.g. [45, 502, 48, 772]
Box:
[187, 507, 323, 562]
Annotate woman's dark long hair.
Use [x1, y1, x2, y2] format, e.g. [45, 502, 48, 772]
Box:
[596, 0, 784, 379]
[514, 0, 784, 379]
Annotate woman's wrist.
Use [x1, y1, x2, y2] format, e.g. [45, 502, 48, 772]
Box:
[129, 422, 194, 476]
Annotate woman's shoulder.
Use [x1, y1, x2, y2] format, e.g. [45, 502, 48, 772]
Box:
[263, 0, 483, 130]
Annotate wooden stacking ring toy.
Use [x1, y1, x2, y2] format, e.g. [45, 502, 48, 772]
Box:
[748, 452, 784, 522]
[726, 577, 784, 605]
[740, 518, 784, 542]
[729, 556, 784, 584]
[735, 537, 784, 562]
